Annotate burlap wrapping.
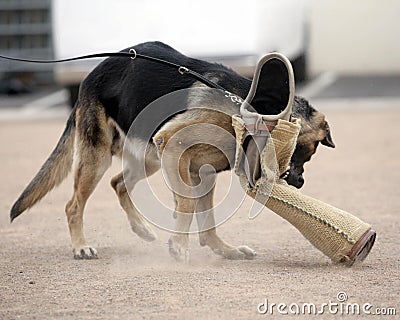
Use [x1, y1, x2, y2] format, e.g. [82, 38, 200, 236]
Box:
[232, 115, 372, 263]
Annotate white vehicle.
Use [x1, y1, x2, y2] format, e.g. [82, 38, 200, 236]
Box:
[52, 0, 308, 106]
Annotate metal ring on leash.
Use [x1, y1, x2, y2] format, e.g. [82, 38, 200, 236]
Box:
[128, 48, 137, 60]
[178, 66, 189, 75]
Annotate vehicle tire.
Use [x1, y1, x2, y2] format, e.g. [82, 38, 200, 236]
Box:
[291, 53, 307, 83]
[67, 84, 80, 108]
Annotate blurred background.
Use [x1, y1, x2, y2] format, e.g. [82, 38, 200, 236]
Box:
[0, 0, 399, 116]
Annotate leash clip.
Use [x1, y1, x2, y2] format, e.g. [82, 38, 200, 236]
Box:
[128, 48, 137, 60]
[178, 66, 189, 75]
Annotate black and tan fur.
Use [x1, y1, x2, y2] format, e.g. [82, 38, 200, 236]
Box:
[10, 42, 334, 259]
[154, 90, 335, 260]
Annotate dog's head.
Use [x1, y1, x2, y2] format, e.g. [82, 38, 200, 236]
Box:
[241, 54, 335, 189]
[287, 96, 335, 188]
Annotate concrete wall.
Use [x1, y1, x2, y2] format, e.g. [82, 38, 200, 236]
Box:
[307, 0, 400, 75]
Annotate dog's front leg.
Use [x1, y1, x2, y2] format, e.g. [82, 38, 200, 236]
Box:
[161, 149, 194, 262]
[168, 196, 194, 263]
[196, 188, 256, 260]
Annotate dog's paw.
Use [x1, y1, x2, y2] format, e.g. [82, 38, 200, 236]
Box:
[73, 246, 98, 260]
[238, 245, 257, 259]
[168, 236, 190, 263]
[223, 245, 256, 260]
[131, 222, 157, 242]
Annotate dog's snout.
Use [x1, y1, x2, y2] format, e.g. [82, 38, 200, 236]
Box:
[285, 168, 305, 189]
[297, 176, 304, 188]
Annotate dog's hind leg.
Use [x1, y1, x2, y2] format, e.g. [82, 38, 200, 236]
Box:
[110, 151, 158, 242]
[65, 105, 112, 259]
[196, 186, 256, 260]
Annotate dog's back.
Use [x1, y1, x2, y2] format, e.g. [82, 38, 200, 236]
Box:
[80, 41, 251, 134]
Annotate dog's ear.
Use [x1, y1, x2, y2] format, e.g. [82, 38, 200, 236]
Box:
[249, 57, 290, 115]
[321, 121, 335, 148]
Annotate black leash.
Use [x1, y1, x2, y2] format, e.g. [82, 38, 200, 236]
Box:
[0, 49, 227, 91]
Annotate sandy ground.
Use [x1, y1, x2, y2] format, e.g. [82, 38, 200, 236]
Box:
[0, 107, 399, 319]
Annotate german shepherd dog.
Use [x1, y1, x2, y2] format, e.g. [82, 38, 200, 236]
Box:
[10, 42, 335, 260]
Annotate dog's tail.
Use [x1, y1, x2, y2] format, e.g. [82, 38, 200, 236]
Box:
[10, 108, 77, 222]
